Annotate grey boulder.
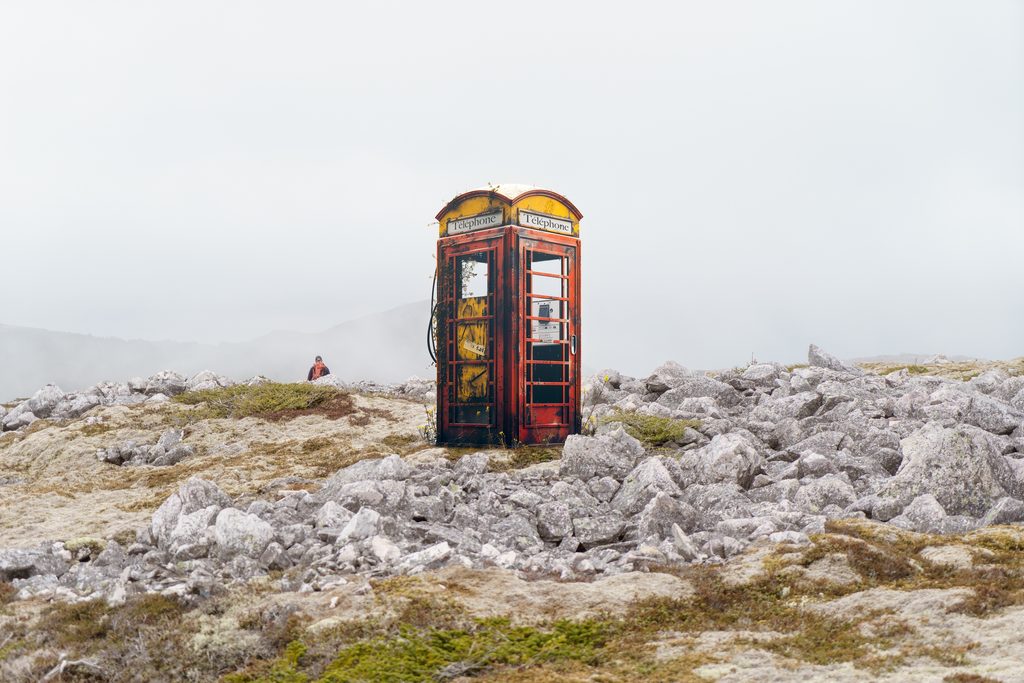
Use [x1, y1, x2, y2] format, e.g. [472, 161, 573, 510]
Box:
[214, 508, 274, 558]
[560, 426, 645, 481]
[878, 422, 1011, 516]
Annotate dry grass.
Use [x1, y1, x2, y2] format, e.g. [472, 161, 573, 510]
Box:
[172, 383, 355, 422]
[860, 357, 1024, 381]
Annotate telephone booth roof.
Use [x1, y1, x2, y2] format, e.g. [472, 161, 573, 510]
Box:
[436, 184, 582, 238]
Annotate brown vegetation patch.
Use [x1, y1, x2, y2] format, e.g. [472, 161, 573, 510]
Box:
[0, 581, 15, 605]
[260, 392, 356, 422]
[944, 674, 1003, 683]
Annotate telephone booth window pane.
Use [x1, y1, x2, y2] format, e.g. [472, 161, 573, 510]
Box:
[531, 274, 563, 299]
[458, 253, 489, 299]
[530, 252, 564, 275]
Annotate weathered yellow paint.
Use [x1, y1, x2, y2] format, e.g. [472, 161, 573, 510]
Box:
[437, 189, 580, 237]
[438, 196, 510, 237]
[512, 196, 578, 235]
[456, 296, 488, 402]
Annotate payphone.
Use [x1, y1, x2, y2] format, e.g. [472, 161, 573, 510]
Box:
[430, 184, 582, 446]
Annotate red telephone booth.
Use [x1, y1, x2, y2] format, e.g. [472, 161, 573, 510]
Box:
[433, 184, 582, 446]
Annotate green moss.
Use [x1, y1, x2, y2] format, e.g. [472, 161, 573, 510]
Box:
[223, 641, 309, 683]
[0, 637, 25, 662]
[601, 410, 700, 447]
[318, 618, 608, 683]
[172, 383, 350, 421]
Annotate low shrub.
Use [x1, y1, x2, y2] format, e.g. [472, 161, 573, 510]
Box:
[601, 410, 700, 447]
[173, 383, 354, 421]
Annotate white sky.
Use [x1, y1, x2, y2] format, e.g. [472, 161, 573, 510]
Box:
[1, 1, 1022, 374]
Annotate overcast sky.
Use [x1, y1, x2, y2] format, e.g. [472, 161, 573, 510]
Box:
[1, 1, 1021, 375]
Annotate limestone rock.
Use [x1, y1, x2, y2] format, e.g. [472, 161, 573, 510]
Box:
[214, 509, 274, 558]
[338, 508, 381, 543]
[687, 433, 765, 489]
[611, 458, 682, 515]
[537, 502, 573, 540]
[794, 475, 857, 513]
[398, 542, 451, 573]
[151, 478, 231, 549]
[572, 515, 624, 547]
[808, 344, 862, 375]
[879, 423, 1009, 516]
[560, 426, 645, 481]
[637, 492, 700, 538]
[144, 371, 188, 396]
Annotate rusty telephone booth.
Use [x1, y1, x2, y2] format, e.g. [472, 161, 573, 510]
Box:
[432, 185, 582, 446]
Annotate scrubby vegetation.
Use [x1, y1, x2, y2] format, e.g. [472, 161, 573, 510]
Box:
[601, 410, 700, 447]
[5, 521, 1024, 681]
[859, 357, 1024, 380]
[173, 383, 354, 421]
[0, 581, 14, 605]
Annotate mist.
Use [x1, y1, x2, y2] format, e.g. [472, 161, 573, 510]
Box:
[1, 1, 1021, 389]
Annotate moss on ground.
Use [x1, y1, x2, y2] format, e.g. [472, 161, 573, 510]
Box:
[172, 383, 353, 421]
[227, 618, 610, 683]
[601, 410, 700, 447]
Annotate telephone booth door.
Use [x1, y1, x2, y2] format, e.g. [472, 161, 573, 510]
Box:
[515, 230, 580, 444]
[437, 233, 505, 445]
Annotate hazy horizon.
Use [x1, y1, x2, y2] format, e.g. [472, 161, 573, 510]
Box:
[2, 1, 1021, 376]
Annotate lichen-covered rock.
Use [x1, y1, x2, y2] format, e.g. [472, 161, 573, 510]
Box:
[186, 370, 235, 392]
[879, 423, 1010, 516]
[890, 494, 947, 533]
[685, 433, 765, 489]
[656, 376, 734, 408]
[982, 497, 1024, 525]
[611, 458, 682, 515]
[536, 502, 573, 540]
[964, 393, 1023, 435]
[152, 478, 231, 549]
[559, 426, 645, 482]
[214, 509, 274, 559]
[808, 344, 862, 375]
[144, 371, 188, 396]
[637, 492, 700, 538]
[644, 361, 694, 393]
[794, 475, 857, 513]
[338, 507, 381, 543]
[572, 515, 624, 547]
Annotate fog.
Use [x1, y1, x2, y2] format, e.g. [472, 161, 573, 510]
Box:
[1, 1, 1021, 386]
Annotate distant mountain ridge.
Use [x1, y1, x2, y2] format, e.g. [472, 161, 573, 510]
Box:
[0, 301, 432, 401]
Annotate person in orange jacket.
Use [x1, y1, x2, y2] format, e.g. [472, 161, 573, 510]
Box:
[307, 355, 330, 381]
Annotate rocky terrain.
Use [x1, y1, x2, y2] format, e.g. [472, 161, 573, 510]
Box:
[2, 346, 1024, 681]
